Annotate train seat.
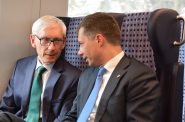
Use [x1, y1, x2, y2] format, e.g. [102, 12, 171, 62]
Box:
[59, 8, 184, 122]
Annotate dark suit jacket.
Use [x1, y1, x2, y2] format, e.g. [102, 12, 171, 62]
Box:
[0, 55, 81, 122]
[62, 55, 160, 122]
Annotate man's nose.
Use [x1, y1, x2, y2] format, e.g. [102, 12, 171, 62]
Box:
[78, 50, 83, 56]
[48, 41, 56, 49]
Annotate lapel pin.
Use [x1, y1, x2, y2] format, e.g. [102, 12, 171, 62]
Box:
[117, 74, 121, 78]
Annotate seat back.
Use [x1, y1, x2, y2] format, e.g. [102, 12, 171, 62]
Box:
[62, 17, 86, 70]
[59, 9, 184, 122]
[148, 8, 184, 122]
[121, 12, 155, 69]
[60, 13, 126, 70]
[179, 44, 185, 122]
[62, 13, 156, 70]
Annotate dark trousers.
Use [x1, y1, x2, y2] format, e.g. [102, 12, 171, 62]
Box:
[0, 112, 24, 122]
[39, 118, 42, 122]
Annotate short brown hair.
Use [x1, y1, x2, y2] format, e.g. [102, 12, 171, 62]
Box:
[77, 12, 121, 45]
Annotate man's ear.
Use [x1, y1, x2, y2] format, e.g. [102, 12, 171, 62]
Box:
[30, 34, 36, 48]
[95, 34, 105, 47]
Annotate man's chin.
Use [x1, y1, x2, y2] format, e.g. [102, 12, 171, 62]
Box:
[43, 59, 56, 65]
[85, 60, 90, 66]
[87, 61, 94, 67]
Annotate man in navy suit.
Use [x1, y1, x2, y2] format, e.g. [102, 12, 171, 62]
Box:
[0, 15, 81, 122]
[62, 12, 160, 122]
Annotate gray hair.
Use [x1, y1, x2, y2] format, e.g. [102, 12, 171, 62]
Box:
[32, 15, 66, 37]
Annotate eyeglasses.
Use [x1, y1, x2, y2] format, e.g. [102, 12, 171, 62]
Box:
[34, 35, 65, 46]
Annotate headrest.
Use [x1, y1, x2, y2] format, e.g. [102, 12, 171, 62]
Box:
[107, 13, 126, 29]
[121, 12, 156, 70]
[147, 8, 181, 65]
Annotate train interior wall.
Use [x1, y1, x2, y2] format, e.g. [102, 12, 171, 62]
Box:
[0, 0, 68, 100]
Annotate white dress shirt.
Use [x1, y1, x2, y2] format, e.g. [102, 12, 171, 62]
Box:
[88, 51, 124, 122]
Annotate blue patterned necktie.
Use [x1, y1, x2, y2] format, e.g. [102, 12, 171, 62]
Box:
[25, 66, 47, 122]
[77, 67, 106, 122]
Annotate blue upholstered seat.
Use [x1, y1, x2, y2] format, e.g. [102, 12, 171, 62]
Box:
[64, 12, 155, 71]
[59, 9, 184, 122]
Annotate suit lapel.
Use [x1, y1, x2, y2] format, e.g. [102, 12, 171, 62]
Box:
[95, 56, 130, 121]
[42, 57, 64, 121]
[22, 56, 37, 116]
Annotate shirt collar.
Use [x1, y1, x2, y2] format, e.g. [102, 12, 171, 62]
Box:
[104, 51, 124, 73]
[36, 58, 54, 71]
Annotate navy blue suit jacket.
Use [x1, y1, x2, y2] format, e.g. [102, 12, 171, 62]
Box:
[0, 55, 81, 122]
[63, 55, 160, 122]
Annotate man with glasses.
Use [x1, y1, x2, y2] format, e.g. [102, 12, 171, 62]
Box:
[0, 15, 81, 122]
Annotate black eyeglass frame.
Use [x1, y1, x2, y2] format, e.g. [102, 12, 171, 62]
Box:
[34, 35, 65, 46]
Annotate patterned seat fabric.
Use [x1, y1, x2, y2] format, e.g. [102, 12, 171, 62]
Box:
[61, 9, 183, 122]
[64, 12, 155, 71]
[64, 17, 86, 70]
[121, 12, 155, 70]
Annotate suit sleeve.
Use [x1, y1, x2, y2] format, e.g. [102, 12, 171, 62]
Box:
[0, 111, 24, 122]
[61, 67, 95, 122]
[60, 96, 78, 122]
[126, 67, 160, 122]
[0, 64, 18, 113]
[53, 71, 80, 122]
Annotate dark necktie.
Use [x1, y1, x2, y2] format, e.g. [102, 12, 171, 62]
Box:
[77, 67, 106, 122]
[25, 66, 47, 122]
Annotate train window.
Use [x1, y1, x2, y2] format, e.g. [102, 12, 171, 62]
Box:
[68, 0, 185, 17]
